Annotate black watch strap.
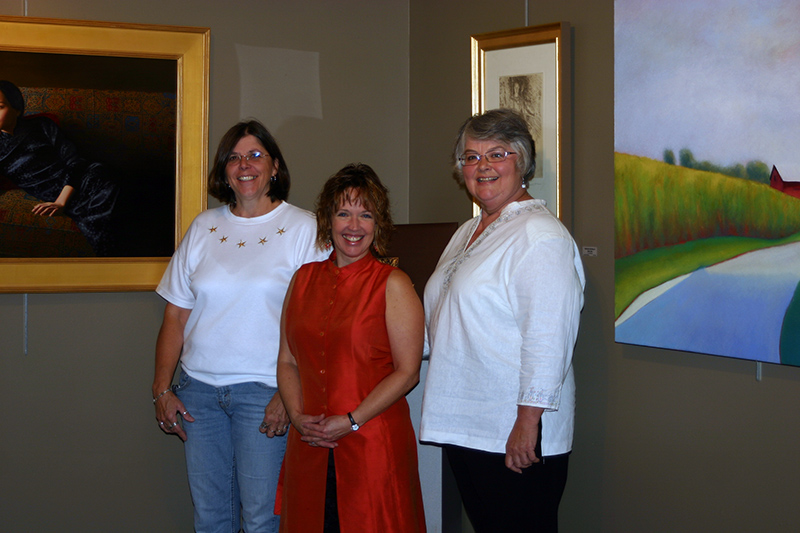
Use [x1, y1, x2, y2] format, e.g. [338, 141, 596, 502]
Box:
[347, 412, 360, 431]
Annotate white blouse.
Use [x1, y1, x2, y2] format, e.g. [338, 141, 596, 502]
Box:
[420, 199, 585, 456]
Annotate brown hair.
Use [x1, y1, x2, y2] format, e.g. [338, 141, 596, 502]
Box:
[315, 163, 393, 256]
[208, 120, 290, 205]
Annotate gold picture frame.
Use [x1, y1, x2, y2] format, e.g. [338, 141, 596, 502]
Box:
[0, 16, 209, 293]
[471, 22, 572, 227]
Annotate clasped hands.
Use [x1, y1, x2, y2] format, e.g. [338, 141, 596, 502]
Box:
[292, 413, 354, 448]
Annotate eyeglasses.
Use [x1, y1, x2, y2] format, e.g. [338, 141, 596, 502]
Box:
[226, 151, 269, 165]
[458, 150, 517, 166]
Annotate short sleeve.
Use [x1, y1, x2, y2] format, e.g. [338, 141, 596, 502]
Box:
[155, 225, 197, 309]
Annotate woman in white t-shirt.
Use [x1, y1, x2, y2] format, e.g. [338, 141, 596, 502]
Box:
[151, 120, 326, 533]
[420, 109, 585, 532]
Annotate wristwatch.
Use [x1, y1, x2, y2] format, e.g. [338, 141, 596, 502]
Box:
[347, 412, 360, 431]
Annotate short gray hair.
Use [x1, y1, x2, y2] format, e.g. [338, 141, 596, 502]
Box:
[452, 108, 536, 187]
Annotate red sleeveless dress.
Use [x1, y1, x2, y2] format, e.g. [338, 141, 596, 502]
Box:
[277, 253, 426, 532]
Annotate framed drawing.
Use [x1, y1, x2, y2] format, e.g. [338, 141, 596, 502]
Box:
[471, 22, 572, 227]
[0, 16, 209, 293]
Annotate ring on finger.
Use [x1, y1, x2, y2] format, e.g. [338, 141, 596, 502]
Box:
[168, 422, 178, 429]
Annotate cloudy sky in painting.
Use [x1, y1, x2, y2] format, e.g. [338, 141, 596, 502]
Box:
[615, 0, 800, 179]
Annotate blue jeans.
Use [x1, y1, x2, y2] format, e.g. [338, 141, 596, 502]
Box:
[174, 371, 286, 533]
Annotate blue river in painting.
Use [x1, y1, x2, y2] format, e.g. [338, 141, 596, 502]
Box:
[615, 242, 800, 364]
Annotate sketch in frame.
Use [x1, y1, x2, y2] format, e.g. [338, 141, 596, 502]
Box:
[472, 22, 571, 225]
[499, 73, 543, 179]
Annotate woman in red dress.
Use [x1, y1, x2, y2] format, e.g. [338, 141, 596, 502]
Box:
[276, 163, 426, 532]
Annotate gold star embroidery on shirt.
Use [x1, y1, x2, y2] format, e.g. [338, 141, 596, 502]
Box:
[276, 227, 286, 235]
[209, 226, 217, 233]
[259, 237, 268, 245]
[237, 240, 246, 248]
[219, 236, 228, 243]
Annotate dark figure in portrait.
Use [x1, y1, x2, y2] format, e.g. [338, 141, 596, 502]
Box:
[0, 80, 120, 256]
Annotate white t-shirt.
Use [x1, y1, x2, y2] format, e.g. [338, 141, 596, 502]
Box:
[420, 199, 585, 456]
[157, 202, 328, 387]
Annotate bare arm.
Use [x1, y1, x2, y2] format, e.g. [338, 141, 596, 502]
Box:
[311, 269, 424, 443]
[32, 185, 74, 217]
[152, 302, 193, 441]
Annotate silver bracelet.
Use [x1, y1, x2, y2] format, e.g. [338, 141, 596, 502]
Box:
[152, 388, 172, 404]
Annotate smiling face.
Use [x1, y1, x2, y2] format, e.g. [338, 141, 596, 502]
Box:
[331, 192, 376, 268]
[461, 137, 528, 215]
[0, 91, 20, 134]
[225, 134, 279, 213]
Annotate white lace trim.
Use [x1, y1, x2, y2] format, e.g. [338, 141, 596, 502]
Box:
[441, 202, 540, 295]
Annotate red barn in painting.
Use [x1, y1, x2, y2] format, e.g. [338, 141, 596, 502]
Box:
[769, 166, 800, 199]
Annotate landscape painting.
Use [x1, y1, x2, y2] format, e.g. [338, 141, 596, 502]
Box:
[614, 0, 800, 366]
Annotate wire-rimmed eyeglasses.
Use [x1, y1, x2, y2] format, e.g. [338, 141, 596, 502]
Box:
[458, 151, 517, 166]
[226, 151, 269, 165]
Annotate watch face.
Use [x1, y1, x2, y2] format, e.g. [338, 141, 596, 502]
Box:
[348, 412, 359, 431]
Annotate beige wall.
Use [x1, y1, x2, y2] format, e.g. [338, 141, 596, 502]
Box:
[408, 1, 800, 532]
[0, 0, 409, 530]
[409, 0, 526, 225]
[4, 0, 800, 531]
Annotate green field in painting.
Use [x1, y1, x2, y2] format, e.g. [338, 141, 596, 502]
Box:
[615, 153, 800, 319]
[615, 153, 800, 258]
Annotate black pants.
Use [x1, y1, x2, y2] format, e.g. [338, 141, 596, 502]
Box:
[324, 449, 340, 532]
[444, 444, 570, 533]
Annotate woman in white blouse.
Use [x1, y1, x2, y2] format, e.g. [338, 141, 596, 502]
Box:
[420, 108, 585, 533]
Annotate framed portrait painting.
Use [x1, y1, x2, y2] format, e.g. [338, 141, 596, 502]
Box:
[471, 22, 572, 227]
[0, 16, 209, 292]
